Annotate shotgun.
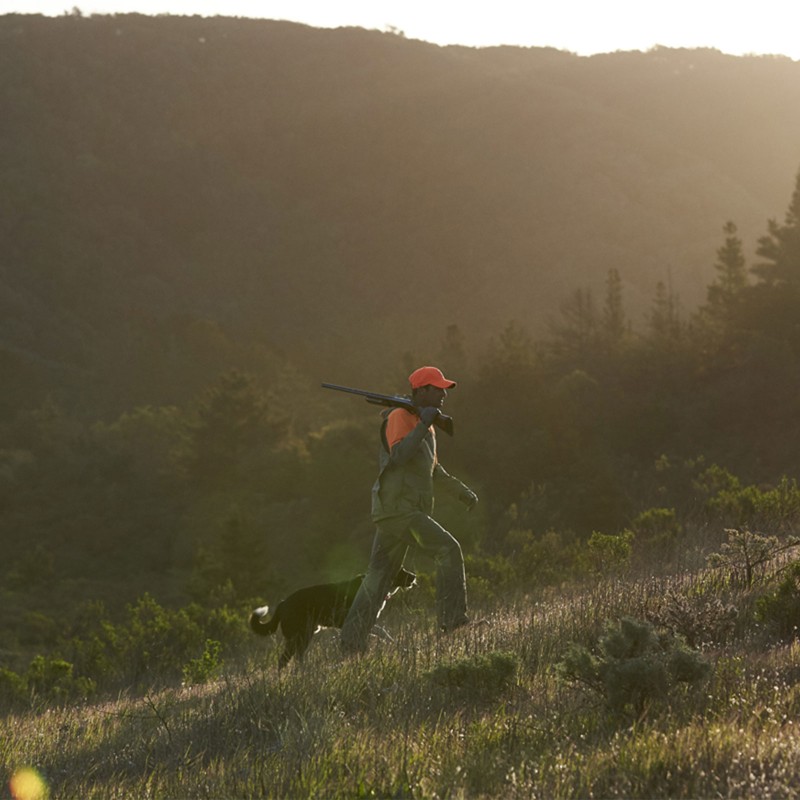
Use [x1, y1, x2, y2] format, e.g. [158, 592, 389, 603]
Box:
[321, 382, 454, 436]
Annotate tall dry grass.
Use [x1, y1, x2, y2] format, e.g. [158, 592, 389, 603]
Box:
[5, 569, 800, 799]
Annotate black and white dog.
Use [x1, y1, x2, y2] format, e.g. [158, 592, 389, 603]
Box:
[249, 568, 416, 668]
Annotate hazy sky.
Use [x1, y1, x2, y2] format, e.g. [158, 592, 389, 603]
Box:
[2, 0, 799, 60]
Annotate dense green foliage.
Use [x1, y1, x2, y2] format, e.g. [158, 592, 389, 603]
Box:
[2, 168, 800, 682]
[2, 168, 800, 711]
[558, 616, 711, 714]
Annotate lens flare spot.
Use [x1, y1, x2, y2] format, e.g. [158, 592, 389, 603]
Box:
[9, 768, 49, 800]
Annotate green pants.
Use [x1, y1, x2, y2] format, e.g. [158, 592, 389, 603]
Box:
[340, 511, 468, 654]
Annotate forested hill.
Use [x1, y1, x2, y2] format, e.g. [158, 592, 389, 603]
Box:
[2, 12, 800, 417]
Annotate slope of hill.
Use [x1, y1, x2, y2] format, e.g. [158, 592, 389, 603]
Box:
[2, 13, 800, 414]
[4, 556, 800, 798]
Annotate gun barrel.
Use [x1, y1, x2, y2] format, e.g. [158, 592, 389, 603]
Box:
[321, 382, 454, 436]
[321, 383, 393, 400]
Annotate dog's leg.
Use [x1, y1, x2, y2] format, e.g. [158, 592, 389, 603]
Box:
[293, 632, 313, 664]
[279, 640, 297, 670]
[280, 633, 313, 669]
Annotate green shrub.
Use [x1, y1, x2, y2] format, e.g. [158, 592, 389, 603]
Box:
[427, 651, 518, 698]
[756, 562, 800, 640]
[182, 639, 223, 685]
[558, 617, 711, 715]
[582, 530, 634, 578]
[25, 655, 95, 703]
[631, 507, 683, 563]
[707, 528, 799, 588]
[464, 552, 518, 601]
[693, 464, 741, 499]
[63, 595, 247, 690]
[503, 529, 578, 587]
[647, 590, 737, 648]
[107, 594, 205, 684]
[0, 667, 27, 708]
[0, 593, 257, 706]
[19, 611, 59, 646]
[0, 656, 97, 710]
[702, 473, 800, 532]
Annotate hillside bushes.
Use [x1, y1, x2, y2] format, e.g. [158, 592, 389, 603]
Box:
[558, 617, 711, 715]
[0, 594, 249, 710]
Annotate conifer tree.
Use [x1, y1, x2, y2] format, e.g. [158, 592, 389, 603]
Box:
[602, 268, 627, 345]
[741, 168, 800, 349]
[437, 324, 469, 377]
[548, 288, 597, 362]
[183, 370, 275, 487]
[751, 168, 800, 286]
[647, 279, 681, 344]
[706, 221, 748, 312]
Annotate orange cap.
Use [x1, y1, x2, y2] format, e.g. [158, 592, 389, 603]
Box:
[408, 366, 457, 390]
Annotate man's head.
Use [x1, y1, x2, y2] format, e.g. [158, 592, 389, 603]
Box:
[409, 366, 456, 409]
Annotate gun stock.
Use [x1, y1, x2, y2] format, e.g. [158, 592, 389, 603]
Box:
[321, 383, 454, 436]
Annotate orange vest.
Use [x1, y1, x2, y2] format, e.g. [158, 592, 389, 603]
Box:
[384, 408, 436, 462]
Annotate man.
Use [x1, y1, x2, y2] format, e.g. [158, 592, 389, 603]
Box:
[340, 365, 479, 655]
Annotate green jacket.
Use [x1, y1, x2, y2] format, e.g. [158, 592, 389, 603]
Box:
[371, 409, 472, 522]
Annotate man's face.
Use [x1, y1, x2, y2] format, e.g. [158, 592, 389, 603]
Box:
[414, 384, 447, 408]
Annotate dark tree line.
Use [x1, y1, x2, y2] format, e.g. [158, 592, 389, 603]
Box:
[3, 169, 800, 682]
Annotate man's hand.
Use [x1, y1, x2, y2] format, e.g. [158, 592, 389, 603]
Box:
[460, 488, 479, 510]
[419, 406, 441, 427]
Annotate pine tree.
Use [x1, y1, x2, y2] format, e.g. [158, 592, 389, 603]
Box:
[706, 221, 748, 312]
[437, 324, 469, 377]
[647, 279, 681, 344]
[183, 370, 276, 486]
[601, 268, 626, 345]
[751, 168, 800, 286]
[548, 288, 597, 362]
[740, 168, 800, 350]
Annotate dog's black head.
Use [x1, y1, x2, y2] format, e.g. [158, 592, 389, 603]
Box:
[391, 567, 417, 590]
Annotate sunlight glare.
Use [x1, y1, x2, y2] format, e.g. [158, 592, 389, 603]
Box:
[9, 768, 49, 800]
[0, 0, 798, 59]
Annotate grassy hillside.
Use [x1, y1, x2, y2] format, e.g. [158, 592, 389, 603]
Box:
[4, 543, 800, 798]
[2, 13, 800, 416]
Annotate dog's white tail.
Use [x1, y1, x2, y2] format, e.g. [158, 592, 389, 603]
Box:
[249, 604, 280, 637]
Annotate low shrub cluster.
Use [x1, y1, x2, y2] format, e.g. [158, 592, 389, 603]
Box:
[0, 655, 95, 708]
[0, 594, 249, 711]
[426, 650, 519, 697]
[756, 561, 800, 640]
[557, 616, 711, 715]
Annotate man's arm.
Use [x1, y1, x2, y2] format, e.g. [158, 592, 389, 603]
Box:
[385, 409, 434, 467]
[433, 464, 479, 510]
